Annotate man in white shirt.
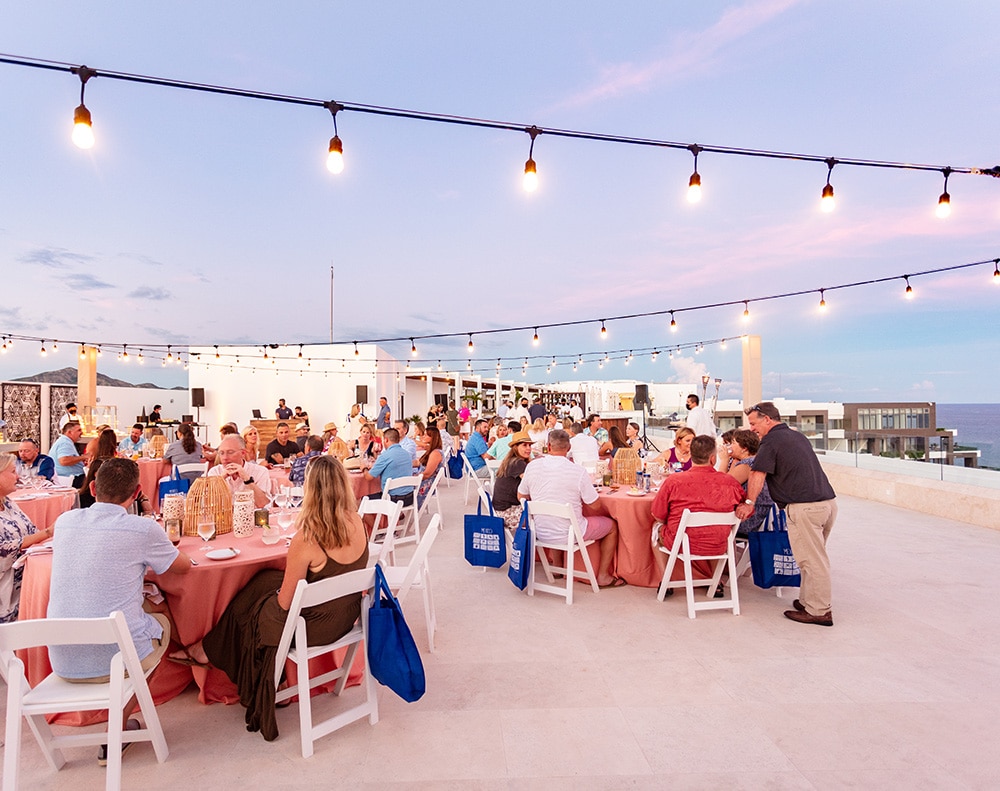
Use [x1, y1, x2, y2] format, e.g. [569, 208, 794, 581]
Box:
[511, 398, 531, 428]
[207, 435, 272, 507]
[567, 422, 600, 465]
[517, 430, 623, 588]
[685, 394, 718, 438]
[568, 399, 584, 424]
[58, 402, 79, 429]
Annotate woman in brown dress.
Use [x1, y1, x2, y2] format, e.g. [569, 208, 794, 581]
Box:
[170, 455, 369, 740]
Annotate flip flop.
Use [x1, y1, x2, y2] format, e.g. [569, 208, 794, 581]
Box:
[167, 646, 210, 668]
[599, 576, 628, 589]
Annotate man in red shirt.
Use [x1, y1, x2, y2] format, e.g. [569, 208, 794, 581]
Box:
[650, 435, 745, 587]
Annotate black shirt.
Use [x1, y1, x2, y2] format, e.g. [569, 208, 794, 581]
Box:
[275, 407, 292, 419]
[528, 404, 546, 423]
[752, 423, 835, 507]
[265, 438, 299, 463]
[492, 457, 528, 511]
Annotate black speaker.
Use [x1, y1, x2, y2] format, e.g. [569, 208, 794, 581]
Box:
[634, 384, 649, 407]
[356, 385, 368, 404]
[191, 388, 206, 408]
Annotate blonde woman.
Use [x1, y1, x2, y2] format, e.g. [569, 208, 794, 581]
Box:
[651, 426, 695, 472]
[0, 454, 51, 622]
[171, 455, 368, 741]
[241, 425, 266, 467]
[345, 404, 363, 444]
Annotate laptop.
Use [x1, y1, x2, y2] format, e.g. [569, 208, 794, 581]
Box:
[181, 414, 194, 423]
[252, 409, 263, 419]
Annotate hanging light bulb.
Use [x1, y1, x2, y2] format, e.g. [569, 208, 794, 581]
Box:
[651, 350, 659, 362]
[820, 157, 836, 213]
[603, 352, 610, 364]
[550, 356, 557, 368]
[71, 66, 97, 149]
[466, 360, 472, 371]
[437, 360, 443, 371]
[600, 320, 607, 339]
[138, 349, 144, 364]
[411, 339, 418, 357]
[298, 344, 303, 359]
[166, 345, 173, 364]
[522, 125, 541, 192]
[670, 311, 678, 332]
[720, 339, 727, 350]
[686, 144, 703, 203]
[354, 342, 359, 357]
[467, 334, 474, 353]
[214, 345, 220, 359]
[79, 344, 86, 359]
[96, 344, 101, 356]
[668, 350, 673, 359]
[51, 341, 58, 354]
[993, 260, 1000, 284]
[819, 289, 827, 311]
[532, 328, 539, 346]
[743, 301, 751, 321]
[572, 363, 578, 372]
[1, 337, 7, 353]
[40, 341, 47, 356]
[904, 276, 914, 299]
[936, 167, 952, 218]
[324, 101, 345, 174]
[121, 346, 129, 362]
[405, 360, 411, 370]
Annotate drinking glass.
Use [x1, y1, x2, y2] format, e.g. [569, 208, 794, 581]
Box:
[197, 517, 216, 542]
[289, 487, 304, 509]
[276, 509, 295, 536]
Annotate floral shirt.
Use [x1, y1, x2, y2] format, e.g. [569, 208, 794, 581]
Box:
[0, 497, 38, 623]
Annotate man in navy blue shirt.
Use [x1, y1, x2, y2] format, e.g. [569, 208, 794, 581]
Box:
[15, 439, 55, 481]
[375, 396, 391, 430]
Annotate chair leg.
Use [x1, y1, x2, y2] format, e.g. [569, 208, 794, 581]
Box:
[657, 549, 679, 602]
[423, 576, 436, 652]
[683, 555, 697, 619]
[296, 654, 315, 759]
[335, 642, 360, 695]
[728, 547, 741, 616]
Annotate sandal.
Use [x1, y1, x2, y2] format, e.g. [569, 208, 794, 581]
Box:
[599, 576, 628, 589]
[167, 646, 210, 668]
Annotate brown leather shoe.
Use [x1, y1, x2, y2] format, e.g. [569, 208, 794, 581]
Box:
[784, 608, 833, 627]
[792, 599, 806, 612]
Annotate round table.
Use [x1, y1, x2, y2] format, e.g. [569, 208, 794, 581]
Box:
[8, 489, 78, 531]
[136, 458, 166, 510]
[584, 488, 660, 588]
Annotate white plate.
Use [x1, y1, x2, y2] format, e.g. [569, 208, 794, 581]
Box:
[625, 489, 648, 497]
[205, 548, 240, 561]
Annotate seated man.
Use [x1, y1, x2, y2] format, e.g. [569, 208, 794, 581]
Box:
[294, 422, 310, 452]
[650, 435, 746, 590]
[394, 419, 418, 466]
[47, 458, 192, 759]
[207, 435, 272, 507]
[465, 418, 492, 478]
[265, 422, 301, 465]
[517, 429, 623, 588]
[16, 438, 55, 481]
[49, 421, 87, 487]
[118, 423, 149, 457]
[364, 427, 415, 506]
[567, 422, 600, 465]
[290, 435, 324, 485]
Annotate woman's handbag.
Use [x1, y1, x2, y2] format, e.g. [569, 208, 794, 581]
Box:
[507, 504, 532, 590]
[447, 450, 465, 479]
[464, 493, 507, 568]
[367, 564, 426, 702]
[748, 505, 801, 588]
[157, 465, 190, 500]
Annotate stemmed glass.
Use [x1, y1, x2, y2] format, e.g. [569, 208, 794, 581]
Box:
[276, 508, 296, 536]
[288, 487, 304, 509]
[196, 512, 216, 542]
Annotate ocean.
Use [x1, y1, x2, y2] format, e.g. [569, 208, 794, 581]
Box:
[936, 403, 1000, 469]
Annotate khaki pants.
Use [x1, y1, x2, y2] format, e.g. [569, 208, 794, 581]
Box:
[785, 499, 837, 616]
[63, 611, 170, 684]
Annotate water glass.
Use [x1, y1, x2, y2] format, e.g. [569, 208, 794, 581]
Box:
[197, 517, 216, 542]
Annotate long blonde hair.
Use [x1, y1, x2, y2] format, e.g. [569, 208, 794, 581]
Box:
[297, 455, 357, 549]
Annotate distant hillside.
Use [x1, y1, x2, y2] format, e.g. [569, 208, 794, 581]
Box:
[12, 367, 187, 390]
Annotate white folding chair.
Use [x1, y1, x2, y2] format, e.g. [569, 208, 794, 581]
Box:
[174, 462, 208, 478]
[273, 567, 379, 758]
[655, 508, 741, 618]
[0, 612, 169, 791]
[415, 466, 446, 532]
[381, 476, 422, 548]
[379, 515, 440, 653]
[525, 501, 599, 605]
[358, 497, 403, 567]
[56, 475, 75, 488]
[462, 452, 493, 505]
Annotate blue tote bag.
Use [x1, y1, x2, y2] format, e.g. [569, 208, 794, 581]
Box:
[367, 564, 426, 702]
[464, 493, 507, 568]
[507, 504, 532, 590]
[447, 450, 465, 479]
[157, 465, 191, 500]
[747, 506, 801, 588]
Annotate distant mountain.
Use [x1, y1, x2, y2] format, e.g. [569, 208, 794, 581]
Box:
[12, 367, 187, 390]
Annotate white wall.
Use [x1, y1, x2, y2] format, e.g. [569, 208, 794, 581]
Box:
[96, 385, 190, 428]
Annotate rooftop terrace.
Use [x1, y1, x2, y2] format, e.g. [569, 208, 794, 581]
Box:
[5, 480, 1000, 789]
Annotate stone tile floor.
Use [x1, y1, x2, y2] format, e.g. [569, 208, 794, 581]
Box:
[4, 482, 999, 789]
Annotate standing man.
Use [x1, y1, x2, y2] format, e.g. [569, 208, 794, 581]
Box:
[569, 399, 584, 424]
[465, 418, 492, 478]
[737, 402, 837, 627]
[118, 423, 149, 457]
[148, 404, 162, 423]
[375, 396, 391, 430]
[686, 394, 717, 438]
[265, 422, 301, 464]
[58, 402, 79, 429]
[16, 439, 55, 481]
[275, 399, 293, 420]
[497, 400, 510, 420]
[528, 397, 546, 424]
[365, 428, 416, 505]
[49, 421, 87, 487]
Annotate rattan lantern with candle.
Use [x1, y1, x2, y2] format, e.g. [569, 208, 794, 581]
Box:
[182, 476, 233, 536]
[612, 448, 642, 485]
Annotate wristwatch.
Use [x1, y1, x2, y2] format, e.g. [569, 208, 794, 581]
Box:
[243, 476, 255, 485]
[743, 498, 754, 506]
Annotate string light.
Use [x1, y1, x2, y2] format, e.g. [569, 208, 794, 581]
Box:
[437, 360, 443, 371]
[40, 341, 47, 356]
[994, 260, 1000, 284]
[819, 289, 827, 311]
[324, 101, 345, 174]
[523, 126, 540, 192]
[720, 339, 727, 350]
[214, 345, 220, 359]
[532, 328, 539, 346]
[742, 300, 750, 321]
[651, 350, 659, 362]
[137, 349, 144, 364]
[96, 345, 101, 356]
[166, 345, 173, 363]
[354, 342, 359, 357]
[70, 65, 96, 149]
[79, 344, 86, 358]
[51, 341, 58, 354]
[298, 344, 303, 358]
[600, 320, 607, 339]
[821, 157, 836, 213]
[904, 276, 914, 299]
[467, 334, 474, 353]
[550, 356, 557, 368]
[410, 339, 417, 356]
[936, 167, 952, 218]
[670, 311, 678, 332]
[121, 345, 129, 362]
[687, 144, 702, 203]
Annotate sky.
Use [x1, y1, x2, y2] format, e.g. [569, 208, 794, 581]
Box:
[1, 1, 998, 403]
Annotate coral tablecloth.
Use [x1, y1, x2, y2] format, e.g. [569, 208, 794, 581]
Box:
[9, 489, 78, 532]
[17, 531, 363, 725]
[585, 489, 660, 588]
[136, 458, 166, 510]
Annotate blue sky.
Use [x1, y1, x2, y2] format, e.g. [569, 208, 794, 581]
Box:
[1, 1, 998, 402]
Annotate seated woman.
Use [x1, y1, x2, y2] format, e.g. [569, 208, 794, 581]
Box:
[84, 424, 111, 461]
[415, 426, 443, 509]
[93, 428, 119, 462]
[77, 456, 106, 508]
[717, 430, 736, 472]
[625, 421, 644, 452]
[727, 429, 774, 535]
[650, 426, 695, 473]
[354, 423, 381, 461]
[162, 422, 204, 480]
[241, 425, 265, 466]
[491, 431, 533, 530]
[0, 454, 52, 623]
[606, 425, 631, 473]
[527, 417, 548, 454]
[170, 455, 369, 741]
[322, 423, 351, 461]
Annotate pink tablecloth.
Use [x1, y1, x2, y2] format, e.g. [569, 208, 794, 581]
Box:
[9, 490, 78, 531]
[18, 530, 363, 726]
[584, 489, 660, 588]
[137, 458, 167, 510]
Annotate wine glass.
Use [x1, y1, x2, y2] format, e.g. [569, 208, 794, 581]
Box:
[197, 516, 216, 542]
[276, 509, 295, 536]
[289, 486, 304, 509]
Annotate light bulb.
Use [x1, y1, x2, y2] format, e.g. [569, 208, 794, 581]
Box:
[600, 321, 607, 339]
[670, 313, 678, 332]
[326, 135, 344, 174]
[742, 301, 751, 321]
[523, 158, 538, 192]
[411, 339, 418, 356]
[532, 329, 539, 346]
[687, 172, 702, 203]
[936, 192, 951, 218]
[72, 104, 94, 149]
[467, 335, 474, 353]
[819, 290, 827, 311]
[820, 183, 835, 213]
[904, 278, 914, 299]
[994, 263, 1000, 284]
[40, 343, 47, 356]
